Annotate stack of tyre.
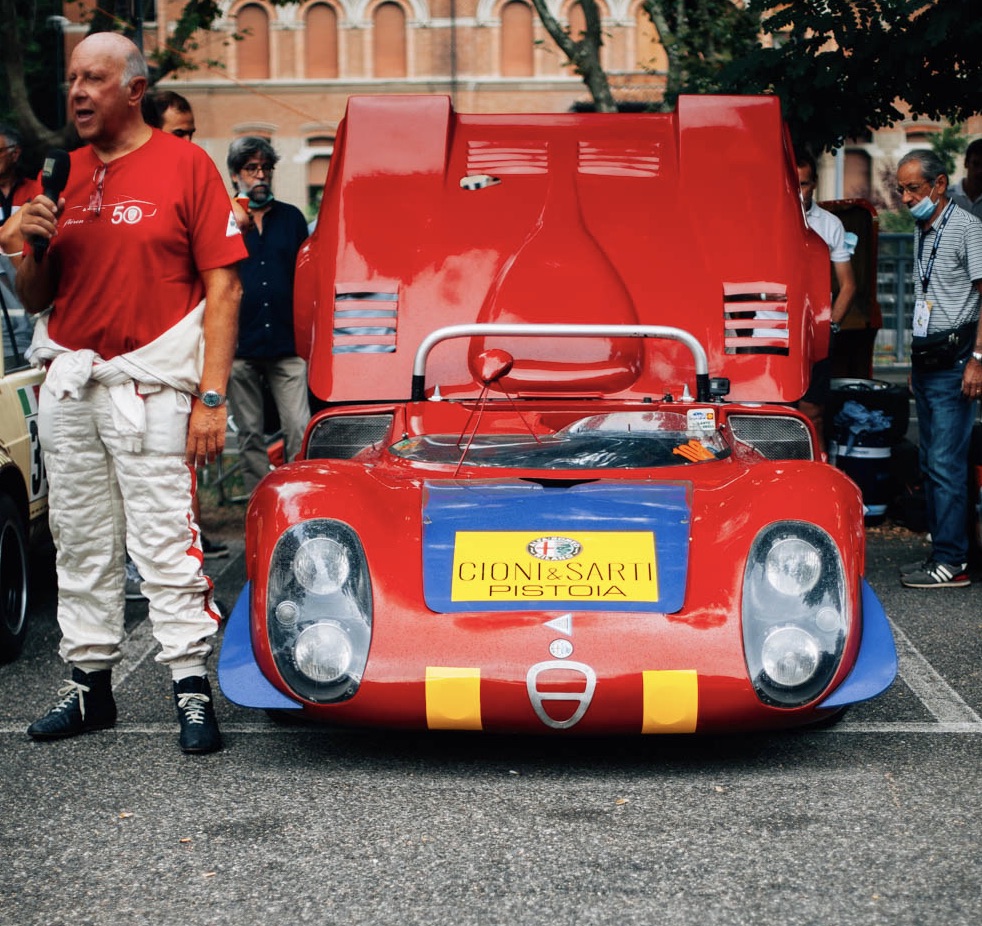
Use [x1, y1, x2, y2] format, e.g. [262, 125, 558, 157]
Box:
[826, 378, 910, 525]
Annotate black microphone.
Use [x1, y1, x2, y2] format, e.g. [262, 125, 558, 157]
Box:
[32, 149, 71, 263]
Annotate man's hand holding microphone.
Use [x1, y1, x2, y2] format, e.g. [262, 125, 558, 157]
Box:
[15, 149, 70, 313]
[23, 149, 71, 263]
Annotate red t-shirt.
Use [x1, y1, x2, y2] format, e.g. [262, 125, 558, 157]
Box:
[47, 130, 247, 358]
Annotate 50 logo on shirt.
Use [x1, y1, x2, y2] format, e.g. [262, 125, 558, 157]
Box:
[109, 199, 158, 225]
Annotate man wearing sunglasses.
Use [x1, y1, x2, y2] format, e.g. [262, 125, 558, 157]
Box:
[16, 32, 248, 753]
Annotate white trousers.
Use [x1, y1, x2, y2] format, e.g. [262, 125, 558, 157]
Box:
[39, 381, 221, 674]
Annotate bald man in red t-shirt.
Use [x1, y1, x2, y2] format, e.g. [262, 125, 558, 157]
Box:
[17, 33, 247, 754]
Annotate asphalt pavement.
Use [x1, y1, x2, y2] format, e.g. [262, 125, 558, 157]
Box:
[1, 523, 981, 926]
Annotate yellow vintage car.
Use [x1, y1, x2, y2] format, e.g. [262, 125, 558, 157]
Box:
[0, 253, 47, 662]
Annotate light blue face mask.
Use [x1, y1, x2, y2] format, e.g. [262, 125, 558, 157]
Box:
[909, 187, 937, 221]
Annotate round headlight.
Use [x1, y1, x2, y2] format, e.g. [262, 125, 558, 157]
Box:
[293, 537, 351, 595]
[761, 626, 820, 687]
[293, 623, 353, 683]
[765, 537, 822, 596]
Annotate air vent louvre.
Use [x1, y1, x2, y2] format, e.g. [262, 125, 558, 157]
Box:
[722, 283, 790, 355]
[577, 141, 661, 177]
[333, 288, 398, 354]
[466, 141, 548, 175]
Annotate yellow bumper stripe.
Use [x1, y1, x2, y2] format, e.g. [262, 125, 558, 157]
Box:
[642, 670, 698, 733]
[425, 667, 483, 730]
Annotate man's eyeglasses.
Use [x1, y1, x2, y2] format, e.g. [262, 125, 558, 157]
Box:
[896, 180, 932, 196]
[240, 162, 274, 176]
[88, 164, 107, 216]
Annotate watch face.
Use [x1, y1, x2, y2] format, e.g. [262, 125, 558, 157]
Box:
[201, 391, 224, 408]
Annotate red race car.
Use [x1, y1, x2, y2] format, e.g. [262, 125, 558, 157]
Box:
[218, 95, 897, 734]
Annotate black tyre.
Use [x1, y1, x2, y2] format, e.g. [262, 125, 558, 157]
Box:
[827, 378, 911, 445]
[0, 494, 29, 663]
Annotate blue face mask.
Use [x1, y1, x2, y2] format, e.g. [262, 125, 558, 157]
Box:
[909, 188, 937, 221]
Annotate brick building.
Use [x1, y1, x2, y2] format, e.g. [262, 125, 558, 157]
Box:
[56, 2, 981, 219]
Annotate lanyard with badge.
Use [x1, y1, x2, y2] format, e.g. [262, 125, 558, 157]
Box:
[912, 201, 956, 336]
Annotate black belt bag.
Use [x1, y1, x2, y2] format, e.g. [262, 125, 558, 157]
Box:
[911, 321, 976, 373]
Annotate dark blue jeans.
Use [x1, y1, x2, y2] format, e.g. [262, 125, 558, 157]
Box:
[912, 356, 977, 565]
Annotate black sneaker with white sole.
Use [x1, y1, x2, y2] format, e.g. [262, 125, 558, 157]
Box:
[900, 561, 970, 588]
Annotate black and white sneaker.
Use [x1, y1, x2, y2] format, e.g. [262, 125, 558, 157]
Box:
[174, 675, 222, 754]
[900, 561, 970, 589]
[28, 667, 117, 740]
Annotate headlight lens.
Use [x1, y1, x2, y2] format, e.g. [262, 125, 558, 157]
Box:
[743, 522, 848, 707]
[265, 520, 372, 703]
[761, 627, 820, 687]
[294, 623, 353, 683]
[765, 538, 821, 596]
[294, 538, 350, 594]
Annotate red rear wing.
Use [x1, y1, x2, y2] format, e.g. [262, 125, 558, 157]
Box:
[294, 94, 831, 405]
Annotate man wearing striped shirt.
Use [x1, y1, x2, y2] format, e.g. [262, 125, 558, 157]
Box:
[896, 150, 982, 589]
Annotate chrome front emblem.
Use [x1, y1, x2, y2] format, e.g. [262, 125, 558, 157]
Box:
[526, 660, 596, 730]
[527, 536, 582, 561]
[549, 638, 574, 659]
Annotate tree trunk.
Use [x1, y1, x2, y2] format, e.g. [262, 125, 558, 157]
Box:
[529, 0, 617, 113]
[0, 0, 66, 150]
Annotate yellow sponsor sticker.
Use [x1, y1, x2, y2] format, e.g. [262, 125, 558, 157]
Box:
[425, 667, 482, 730]
[451, 531, 658, 603]
[641, 670, 698, 733]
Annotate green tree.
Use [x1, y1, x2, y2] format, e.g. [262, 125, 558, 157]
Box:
[642, 0, 760, 108]
[719, 1, 982, 155]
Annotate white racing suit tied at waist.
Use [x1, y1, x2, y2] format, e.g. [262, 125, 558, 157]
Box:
[29, 301, 223, 674]
[28, 301, 206, 452]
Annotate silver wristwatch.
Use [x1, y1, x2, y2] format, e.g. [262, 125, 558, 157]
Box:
[199, 390, 227, 408]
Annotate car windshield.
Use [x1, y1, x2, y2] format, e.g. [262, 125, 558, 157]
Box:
[389, 411, 729, 469]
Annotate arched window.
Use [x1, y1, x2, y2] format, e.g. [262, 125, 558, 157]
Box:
[569, 1, 586, 41]
[236, 4, 271, 80]
[374, 3, 407, 78]
[501, 1, 534, 78]
[306, 4, 339, 79]
[635, 6, 667, 72]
